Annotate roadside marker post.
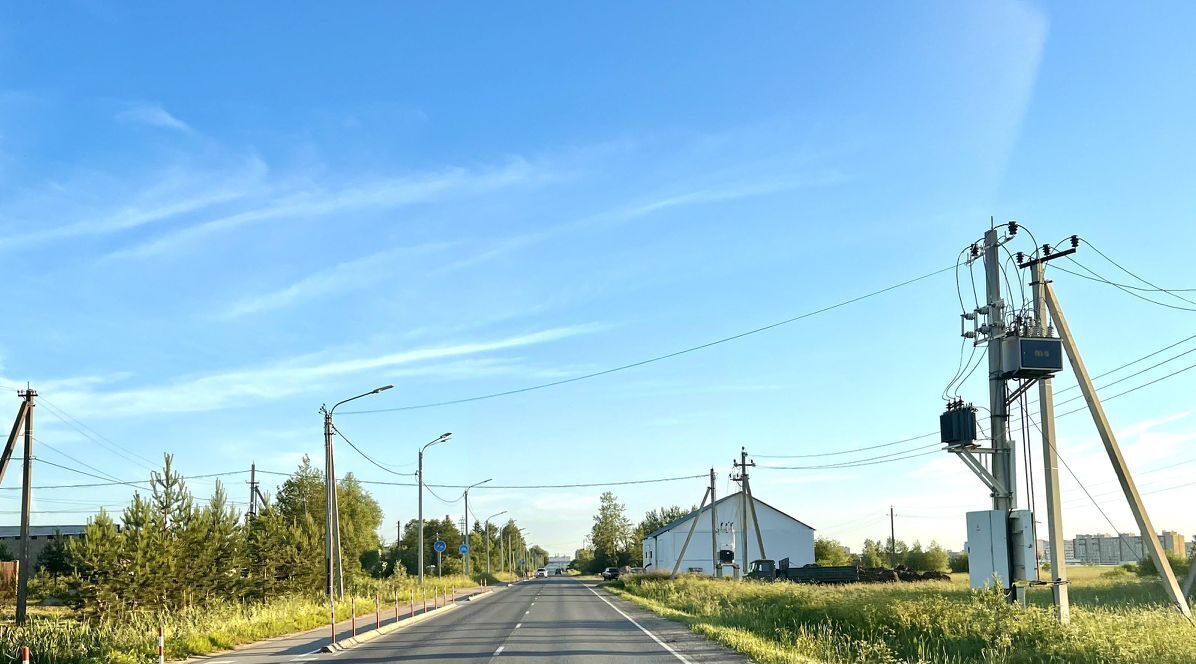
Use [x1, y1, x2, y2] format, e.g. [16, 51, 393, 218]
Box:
[350, 596, 356, 637]
[375, 593, 381, 630]
[20, 646, 29, 664]
[157, 626, 164, 664]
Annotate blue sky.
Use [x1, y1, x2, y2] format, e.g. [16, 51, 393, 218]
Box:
[1, 2, 1194, 557]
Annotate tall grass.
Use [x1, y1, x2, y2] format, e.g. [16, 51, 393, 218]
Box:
[0, 575, 475, 663]
[610, 570, 1196, 664]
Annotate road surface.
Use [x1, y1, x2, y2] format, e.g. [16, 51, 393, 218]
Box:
[185, 577, 748, 663]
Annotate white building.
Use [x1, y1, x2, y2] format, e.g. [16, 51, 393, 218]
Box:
[545, 556, 571, 573]
[641, 492, 814, 576]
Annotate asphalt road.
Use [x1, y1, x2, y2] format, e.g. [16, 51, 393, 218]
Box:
[337, 576, 747, 663]
[188, 577, 749, 663]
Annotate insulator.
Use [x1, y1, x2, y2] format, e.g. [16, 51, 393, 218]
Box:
[1008, 221, 1018, 235]
[1071, 234, 1080, 248]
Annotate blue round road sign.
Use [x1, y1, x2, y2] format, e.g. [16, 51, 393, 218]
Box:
[459, 544, 469, 555]
[433, 539, 446, 553]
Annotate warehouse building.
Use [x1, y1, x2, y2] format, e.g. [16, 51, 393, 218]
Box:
[641, 492, 814, 576]
[1066, 530, 1186, 565]
[0, 525, 89, 569]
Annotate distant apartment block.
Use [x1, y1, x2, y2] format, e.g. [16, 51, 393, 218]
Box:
[1066, 531, 1186, 565]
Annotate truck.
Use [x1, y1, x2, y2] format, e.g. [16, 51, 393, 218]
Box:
[746, 558, 949, 584]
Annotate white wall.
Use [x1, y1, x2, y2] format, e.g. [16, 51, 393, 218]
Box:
[643, 496, 814, 576]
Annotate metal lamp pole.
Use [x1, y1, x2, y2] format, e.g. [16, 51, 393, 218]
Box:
[418, 433, 453, 585]
[321, 385, 393, 601]
[484, 510, 507, 576]
[462, 478, 492, 577]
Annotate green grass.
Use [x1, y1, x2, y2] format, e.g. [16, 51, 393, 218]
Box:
[0, 576, 473, 663]
[607, 567, 1196, 664]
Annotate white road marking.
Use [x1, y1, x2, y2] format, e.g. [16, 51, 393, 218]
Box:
[584, 584, 697, 664]
[524, 610, 530, 615]
[289, 657, 319, 662]
[494, 646, 505, 656]
[515, 623, 522, 629]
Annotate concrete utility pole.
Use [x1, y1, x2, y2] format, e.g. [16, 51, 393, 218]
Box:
[709, 468, 719, 578]
[248, 462, 258, 518]
[322, 385, 393, 601]
[418, 433, 452, 585]
[982, 228, 1016, 512]
[889, 506, 897, 568]
[15, 388, 34, 625]
[1031, 261, 1070, 623]
[463, 479, 492, 577]
[1045, 281, 1191, 619]
[484, 511, 507, 576]
[732, 448, 757, 572]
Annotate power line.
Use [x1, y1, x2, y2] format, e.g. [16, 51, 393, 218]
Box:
[0, 469, 247, 491]
[758, 447, 940, 471]
[34, 437, 125, 484]
[331, 425, 416, 477]
[37, 399, 160, 471]
[341, 265, 956, 414]
[1082, 240, 1196, 305]
[755, 432, 938, 460]
[1061, 259, 1196, 312]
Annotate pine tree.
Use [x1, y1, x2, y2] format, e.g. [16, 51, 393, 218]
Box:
[66, 510, 123, 613]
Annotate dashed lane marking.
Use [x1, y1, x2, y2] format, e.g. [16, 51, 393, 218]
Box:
[494, 646, 505, 656]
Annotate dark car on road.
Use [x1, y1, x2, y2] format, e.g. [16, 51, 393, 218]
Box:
[601, 566, 620, 580]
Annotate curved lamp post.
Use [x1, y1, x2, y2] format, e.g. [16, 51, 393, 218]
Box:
[418, 432, 453, 585]
[321, 385, 392, 600]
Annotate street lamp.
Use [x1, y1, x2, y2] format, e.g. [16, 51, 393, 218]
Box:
[483, 510, 508, 577]
[462, 478, 492, 577]
[418, 432, 453, 585]
[321, 385, 393, 601]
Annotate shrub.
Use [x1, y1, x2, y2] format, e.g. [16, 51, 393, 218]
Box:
[949, 553, 969, 573]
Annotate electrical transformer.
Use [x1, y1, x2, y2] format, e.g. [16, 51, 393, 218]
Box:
[1000, 336, 1064, 379]
[940, 403, 978, 446]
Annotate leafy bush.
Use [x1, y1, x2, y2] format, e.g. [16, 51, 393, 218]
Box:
[1136, 553, 1189, 579]
[949, 553, 969, 573]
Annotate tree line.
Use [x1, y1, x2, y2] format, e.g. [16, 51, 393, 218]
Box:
[32, 454, 537, 614]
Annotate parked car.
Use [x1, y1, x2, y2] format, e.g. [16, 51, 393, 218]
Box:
[555, 568, 564, 575]
[629, 567, 645, 574]
[535, 568, 548, 578]
[601, 566, 620, 580]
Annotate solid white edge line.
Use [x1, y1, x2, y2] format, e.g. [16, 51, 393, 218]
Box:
[584, 584, 696, 664]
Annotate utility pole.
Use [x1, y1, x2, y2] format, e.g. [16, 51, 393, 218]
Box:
[417, 433, 452, 585]
[15, 388, 34, 625]
[889, 506, 897, 568]
[1031, 261, 1070, 623]
[709, 468, 719, 578]
[322, 408, 338, 602]
[248, 462, 258, 518]
[982, 228, 1016, 513]
[731, 447, 762, 569]
[1044, 279, 1191, 618]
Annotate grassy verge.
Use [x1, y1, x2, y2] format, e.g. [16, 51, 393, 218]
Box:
[0, 576, 473, 663]
[607, 568, 1196, 664]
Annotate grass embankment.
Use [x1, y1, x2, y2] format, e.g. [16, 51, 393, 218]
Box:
[0, 576, 473, 663]
[608, 567, 1196, 664]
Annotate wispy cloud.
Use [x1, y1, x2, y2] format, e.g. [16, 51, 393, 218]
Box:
[0, 156, 266, 248]
[216, 241, 457, 319]
[111, 157, 544, 260]
[116, 103, 194, 133]
[617, 170, 848, 220]
[40, 324, 600, 418]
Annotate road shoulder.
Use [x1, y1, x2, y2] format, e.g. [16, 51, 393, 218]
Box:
[591, 580, 755, 663]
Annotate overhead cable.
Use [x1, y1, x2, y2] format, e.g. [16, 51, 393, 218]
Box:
[341, 265, 956, 414]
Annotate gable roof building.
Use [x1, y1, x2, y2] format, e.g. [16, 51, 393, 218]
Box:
[641, 492, 814, 576]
